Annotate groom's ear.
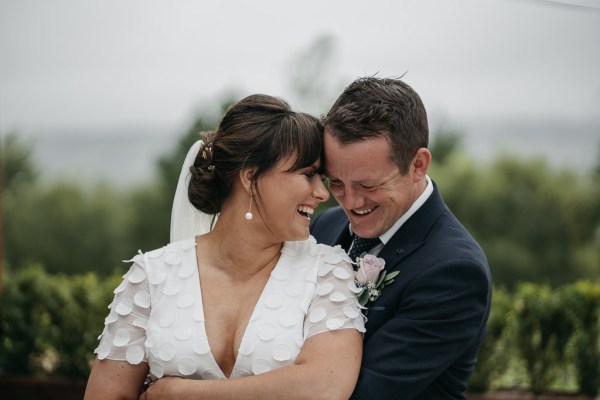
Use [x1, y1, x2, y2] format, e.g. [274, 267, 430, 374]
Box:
[411, 148, 431, 182]
[239, 167, 258, 194]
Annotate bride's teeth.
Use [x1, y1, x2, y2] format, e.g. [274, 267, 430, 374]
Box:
[297, 206, 314, 215]
[354, 208, 372, 215]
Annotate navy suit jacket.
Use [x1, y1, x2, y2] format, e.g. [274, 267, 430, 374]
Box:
[310, 182, 492, 400]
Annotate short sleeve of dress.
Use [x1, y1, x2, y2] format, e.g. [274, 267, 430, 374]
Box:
[304, 245, 366, 339]
[94, 253, 150, 365]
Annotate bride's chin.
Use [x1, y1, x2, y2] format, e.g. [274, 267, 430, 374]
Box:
[288, 231, 310, 242]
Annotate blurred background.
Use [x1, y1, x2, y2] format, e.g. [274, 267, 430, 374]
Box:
[1, 0, 600, 396]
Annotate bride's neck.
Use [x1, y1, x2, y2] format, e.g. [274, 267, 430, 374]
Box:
[201, 214, 282, 277]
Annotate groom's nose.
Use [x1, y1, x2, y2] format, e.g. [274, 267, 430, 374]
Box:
[337, 185, 366, 210]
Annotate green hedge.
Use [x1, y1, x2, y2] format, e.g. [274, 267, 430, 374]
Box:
[0, 265, 120, 377]
[1, 266, 599, 395]
[469, 282, 600, 396]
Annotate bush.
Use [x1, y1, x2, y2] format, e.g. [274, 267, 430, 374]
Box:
[468, 287, 513, 392]
[512, 283, 572, 394]
[0, 265, 121, 377]
[560, 281, 600, 397]
[2, 266, 600, 395]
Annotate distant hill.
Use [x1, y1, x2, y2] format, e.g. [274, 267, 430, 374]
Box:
[18, 116, 600, 188]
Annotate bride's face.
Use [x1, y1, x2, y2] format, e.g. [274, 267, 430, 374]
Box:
[255, 156, 330, 242]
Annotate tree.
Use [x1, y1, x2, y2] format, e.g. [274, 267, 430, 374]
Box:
[429, 127, 463, 165]
[123, 97, 235, 253]
[0, 133, 37, 197]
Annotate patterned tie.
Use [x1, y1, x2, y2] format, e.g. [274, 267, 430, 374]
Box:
[348, 235, 381, 262]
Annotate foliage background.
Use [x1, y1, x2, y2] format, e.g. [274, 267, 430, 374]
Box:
[1, 33, 600, 395]
[1, 106, 599, 395]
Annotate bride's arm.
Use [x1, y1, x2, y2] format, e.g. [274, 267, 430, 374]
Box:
[85, 358, 149, 400]
[140, 328, 362, 400]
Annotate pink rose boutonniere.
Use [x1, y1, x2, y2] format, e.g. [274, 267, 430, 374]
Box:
[354, 254, 399, 310]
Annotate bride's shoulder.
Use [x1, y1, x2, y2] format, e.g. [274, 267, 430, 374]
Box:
[283, 236, 351, 264]
[124, 238, 196, 266]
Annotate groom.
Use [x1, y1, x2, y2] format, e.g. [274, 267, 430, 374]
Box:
[311, 77, 492, 399]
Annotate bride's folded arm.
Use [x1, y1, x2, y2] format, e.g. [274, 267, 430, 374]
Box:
[84, 358, 149, 400]
[140, 328, 363, 400]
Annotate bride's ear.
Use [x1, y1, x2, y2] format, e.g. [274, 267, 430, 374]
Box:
[239, 167, 257, 194]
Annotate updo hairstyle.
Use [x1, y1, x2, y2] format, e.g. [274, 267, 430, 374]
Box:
[188, 94, 323, 215]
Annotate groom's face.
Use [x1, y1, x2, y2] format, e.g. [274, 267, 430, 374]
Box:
[324, 131, 421, 239]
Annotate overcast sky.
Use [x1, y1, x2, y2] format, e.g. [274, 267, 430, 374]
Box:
[2, 0, 599, 132]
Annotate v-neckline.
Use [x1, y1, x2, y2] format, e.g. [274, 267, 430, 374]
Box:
[192, 241, 284, 379]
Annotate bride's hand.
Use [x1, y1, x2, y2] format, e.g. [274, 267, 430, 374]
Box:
[139, 376, 186, 400]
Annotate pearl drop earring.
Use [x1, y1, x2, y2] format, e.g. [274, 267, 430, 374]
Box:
[245, 191, 253, 220]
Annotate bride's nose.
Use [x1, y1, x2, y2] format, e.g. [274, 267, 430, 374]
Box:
[312, 176, 330, 203]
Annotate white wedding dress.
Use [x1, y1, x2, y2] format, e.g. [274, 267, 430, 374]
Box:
[94, 236, 365, 381]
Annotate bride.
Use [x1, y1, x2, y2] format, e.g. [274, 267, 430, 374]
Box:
[84, 94, 364, 400]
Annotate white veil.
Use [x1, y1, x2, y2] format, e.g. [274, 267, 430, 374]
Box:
[170, 140, 216, 242]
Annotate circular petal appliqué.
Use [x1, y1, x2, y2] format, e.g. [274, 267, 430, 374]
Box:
[343, 304, 360, 319]
[264, 294, 283, 309]
[178, 357, 197, 375]
[273, 344, 292, 362]
[113, 330, 131, 347]
[104, 312, 117, 325]
[354, 318, 366, 332]
[279, 312, 297, 328]
[347, 281, 362, 294]
[321, 252, 345, 264]
[158, 343, 176, 361]
[133, 318, 147, 329]
[317, 264, 335, 277]
[134, 291, 151, 308]
[116, 299, 133, 316]
[329, 291, 347, 302]
[147, 247, 165, 259]
[333, 266, 352, 280]
[114, 280, 128, 294]
[180, 239, 196, 251]
[316, 283, 333, 296]
[271, 266, 292, 281]
[96, 342, 110, 359]
[257, 324, 277, 341]
[126, 346, 145, 364]
[159, 313, 175, 328]
[177, 292, 194, 309]
[326, 317, 344, 330]
[174, 324, 193, 341]
[149, 360, 164, 378]
[178, 262, 196, 278]
[127, 266, 146, 284]
[164, 252, 182, 266]
[162, 280, 180, 296]
[308, 306, 326, 323]
[193, 338, 211, 355]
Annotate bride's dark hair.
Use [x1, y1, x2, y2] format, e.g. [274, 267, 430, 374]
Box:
[188, 94, 323, 215]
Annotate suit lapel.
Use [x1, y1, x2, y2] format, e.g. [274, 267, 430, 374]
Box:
[378, 241, 425, 272]
[377, 182, 446, 272]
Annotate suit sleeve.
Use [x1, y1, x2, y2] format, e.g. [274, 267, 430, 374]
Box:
[351, 259, 491, 399]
